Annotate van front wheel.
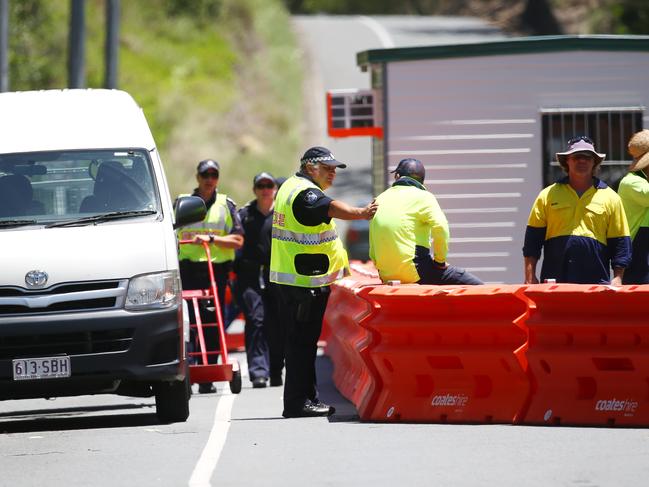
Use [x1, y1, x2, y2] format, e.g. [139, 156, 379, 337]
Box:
[155, 372, 190, 423]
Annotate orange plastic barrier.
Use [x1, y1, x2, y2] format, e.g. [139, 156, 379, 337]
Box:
[360, 285, 530, 422]
[518, 284, 649, 426]
[323, 277, 381, 417]
[319, 261, 380, 347]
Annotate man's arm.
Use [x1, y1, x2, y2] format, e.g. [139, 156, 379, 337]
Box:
[611, 267, 624, 286]
[607, 193, 631, 285]
[524, 256, 539, 284]
[425, 194, 449, 265]
[193, 233, 244, 249]
[328, 199, 377, 221]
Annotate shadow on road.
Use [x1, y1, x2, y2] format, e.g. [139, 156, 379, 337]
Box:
[316, 355, 361, 423]
[0, 402, 160, 433]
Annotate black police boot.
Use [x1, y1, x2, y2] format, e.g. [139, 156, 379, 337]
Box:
[282, 400, 335, 418]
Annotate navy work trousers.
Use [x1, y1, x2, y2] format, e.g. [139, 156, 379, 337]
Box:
[275, 284, 330, 413]
[235, 276, 268, 380]
[415, 256, 483, 285]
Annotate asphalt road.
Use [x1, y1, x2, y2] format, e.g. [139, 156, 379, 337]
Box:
[3, 351, 649, 486]
[2, 16, 649, 487]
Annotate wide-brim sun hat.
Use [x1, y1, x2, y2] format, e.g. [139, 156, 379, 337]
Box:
[628, 129, 649, 172]
[556, 138, 605, 169]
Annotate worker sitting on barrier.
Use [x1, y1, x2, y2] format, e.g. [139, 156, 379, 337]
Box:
[523, 136, 631, 285]
[369, 158, 483, 285]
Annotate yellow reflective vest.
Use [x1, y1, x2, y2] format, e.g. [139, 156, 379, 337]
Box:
[270, 175, 349, 287]
[176, 192, 235, 263]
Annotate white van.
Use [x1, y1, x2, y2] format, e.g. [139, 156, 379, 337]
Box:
[0, 89, 205, 423]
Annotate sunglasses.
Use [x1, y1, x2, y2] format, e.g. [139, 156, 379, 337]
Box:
[255, 183, 275, 190]
[200, 172, 219, 179]
[567, 135, 593, 145]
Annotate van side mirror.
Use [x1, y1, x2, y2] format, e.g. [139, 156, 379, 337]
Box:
[174, 196, 206, 229]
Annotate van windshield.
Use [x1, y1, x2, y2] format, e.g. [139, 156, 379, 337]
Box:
[0, 149, 160, 225]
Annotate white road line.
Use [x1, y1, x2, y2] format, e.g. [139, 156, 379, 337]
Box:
[188, 391, 236, 487]
[357, 16, 395, 48]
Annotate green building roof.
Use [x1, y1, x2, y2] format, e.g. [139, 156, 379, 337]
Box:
[357, 35, 649, 67]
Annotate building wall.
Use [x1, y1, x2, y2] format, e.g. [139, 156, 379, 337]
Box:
[382, 50, 649, 283]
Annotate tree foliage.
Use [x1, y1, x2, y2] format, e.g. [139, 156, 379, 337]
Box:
[8, 1, 67, 90]
[608, 0, 649, 34]
[282, 0, 649, 34]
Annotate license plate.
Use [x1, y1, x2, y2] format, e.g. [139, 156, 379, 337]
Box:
[12, 356, 71, 381]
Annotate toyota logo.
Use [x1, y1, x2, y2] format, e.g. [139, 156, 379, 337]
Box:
[25, 270, 48, 288]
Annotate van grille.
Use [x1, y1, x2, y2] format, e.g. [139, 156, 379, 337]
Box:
[0, 280, 127, 316]
[0, 328, 135, 359]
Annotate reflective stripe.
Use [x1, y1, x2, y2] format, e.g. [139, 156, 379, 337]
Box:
[270, 267, 349, 286]
[285, 185, 305, 206]
[178, 221, 226, 233]
[271, 227, 339, 245]
[202, 219, 227, 231]
[269, 270, 296, 285]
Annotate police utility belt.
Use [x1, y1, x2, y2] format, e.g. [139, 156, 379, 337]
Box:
[235, 259, 269, 289]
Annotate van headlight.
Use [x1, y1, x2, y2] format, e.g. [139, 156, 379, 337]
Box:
[126, 271, 180, 310]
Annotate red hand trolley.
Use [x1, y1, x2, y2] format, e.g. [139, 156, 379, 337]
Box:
[179, 239, 242, 394]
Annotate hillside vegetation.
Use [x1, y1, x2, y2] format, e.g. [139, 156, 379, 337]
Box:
[285, 0, 649, 36]
[7, 0, 304, 204]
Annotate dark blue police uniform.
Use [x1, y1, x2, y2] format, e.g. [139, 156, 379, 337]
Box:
[235, 200, 284, 385]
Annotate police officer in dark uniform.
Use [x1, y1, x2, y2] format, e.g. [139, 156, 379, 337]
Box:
[270, 147, 377, 418]
[234, 172, 284, 388]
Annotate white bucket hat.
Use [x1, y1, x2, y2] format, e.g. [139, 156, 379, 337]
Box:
[556, 136, 606, 169]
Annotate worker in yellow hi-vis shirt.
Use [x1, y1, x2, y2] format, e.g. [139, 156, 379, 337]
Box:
[369, 158, 483, 285]
[523, 136, 631, 285]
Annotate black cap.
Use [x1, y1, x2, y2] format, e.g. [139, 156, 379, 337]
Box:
[390, 158, 425, 183]
[275, 176, 287, 189]
[300, 146, 347, 168]
[197, 159, 220, 175]
[253, 172, 276, 185]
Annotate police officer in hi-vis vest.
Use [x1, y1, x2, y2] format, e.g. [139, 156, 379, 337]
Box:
[270, 146, 377, 418]
[176, 159, 244, 394]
